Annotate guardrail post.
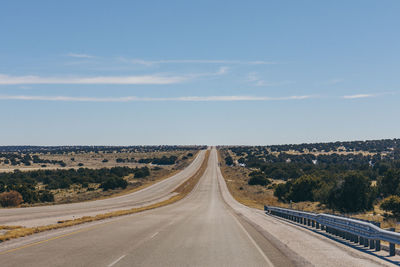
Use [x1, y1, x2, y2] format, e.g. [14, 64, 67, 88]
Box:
[375, 222, 381, 251]
[370, 239, 375, 249]
[307, 219, 311, 226]
[346, 232, 350, 241]
[303, 218, 307, 225]
[364, 238, 369, 247]
[316, 222, 320, 229]
[389, 228, 396, 256]
[354, 235, 358, 243]
[312, 220, 315, 228]
[375, 239, 381, 251]
[360, 236, 364, 245]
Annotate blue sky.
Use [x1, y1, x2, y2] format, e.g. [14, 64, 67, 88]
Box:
[0, 1, 399, 145]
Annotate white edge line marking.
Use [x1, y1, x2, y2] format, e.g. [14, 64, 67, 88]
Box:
[229, 209, 275, 267]
[150, 232, 159, 239]
[108, 255, 126, 267]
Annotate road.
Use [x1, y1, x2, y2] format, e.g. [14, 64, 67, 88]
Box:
[0, 148, 396, 266]
[0, 150, 206, 227]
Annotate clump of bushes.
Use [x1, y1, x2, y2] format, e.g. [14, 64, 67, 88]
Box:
[247, 171, 271, 186]
[0, 191, 23, 207]
[100, 177, 128, 191]
[274, 172, 376, 212]
[225, 156, 234, 166]
[134, 167, 150, 178]
[381, 195, 400, 217]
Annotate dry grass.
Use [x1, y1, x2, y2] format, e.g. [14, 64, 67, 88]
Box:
[218, 150, 280, 210]
[0, 149, 196, 173]
[0, 225, 23, 231]
[0, 151, 209, 243]
[16, 151, 200, 207]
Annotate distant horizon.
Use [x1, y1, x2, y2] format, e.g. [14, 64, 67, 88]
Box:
[1, 136, 399, 147]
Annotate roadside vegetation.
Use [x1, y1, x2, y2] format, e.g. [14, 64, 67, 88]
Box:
[0, 145, 205, 172]
[0, 147, 201, 207]
[218, 138, 400, 228]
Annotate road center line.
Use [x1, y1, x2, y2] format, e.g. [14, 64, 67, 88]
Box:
[150, 232, 159, 239]
[107, 255, 126, 267]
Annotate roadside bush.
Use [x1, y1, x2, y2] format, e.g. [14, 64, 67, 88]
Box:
[134, 167, 150, 178]
[225, 156, 234, 166]
[38, 190, 55, 202]
[274, 181, 292, 201]
[100, 177, 128, 191]
[152, 155, 177, 165]
[380, 195, 400, 217]
[248, 176, 270, 186]
[288, 175, 321, 202]
[327, 172, 376, 212]
[248, 171, 271, 186]
[0, 191, 23, 207]
[378, 169, 400, 197]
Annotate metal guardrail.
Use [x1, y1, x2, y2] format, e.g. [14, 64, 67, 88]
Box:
[265, 206, 400, 256]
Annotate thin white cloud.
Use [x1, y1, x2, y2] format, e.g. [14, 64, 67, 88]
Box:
[67, 53, 95, 59]
[342, 94, 375, 99]
[0, 74, 187, 85]
[122, 58, 276, 66]
[246, 72, 293, 87]
[0, 95, 314, 102]
[216, 66, 229, 75]
[255, 80, 294, 87]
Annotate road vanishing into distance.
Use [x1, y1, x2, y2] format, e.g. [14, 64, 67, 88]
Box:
[0, 148, 397, 266]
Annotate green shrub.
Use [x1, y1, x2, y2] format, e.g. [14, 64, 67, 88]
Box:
[380, 195, 400, 217]
[100, 177, 128, 191]
[248, 175, 270, 186]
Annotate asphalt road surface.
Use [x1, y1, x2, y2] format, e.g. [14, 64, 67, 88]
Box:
[0, 148, 396, 266]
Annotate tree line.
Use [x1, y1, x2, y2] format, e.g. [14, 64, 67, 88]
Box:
[0, 166, 150, 207]
[222, 141, 400, 215]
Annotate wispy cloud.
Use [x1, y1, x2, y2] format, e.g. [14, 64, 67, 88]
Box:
[255, 80, 294, 87]
[67, 53, 95, 59]
[0, 95, 314, 102]
[246, 72, 293, 87]
[0, 74, 187, 85]
[216, 66, 229, 75]
[120, 58, 276, 66]
[342, 94, 375, 99]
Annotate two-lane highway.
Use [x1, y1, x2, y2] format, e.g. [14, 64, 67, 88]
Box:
[0, 148, 291, 266]
[0, 148, 395, 266]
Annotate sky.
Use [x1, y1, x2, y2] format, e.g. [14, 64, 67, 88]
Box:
[0, 0, 399, 145]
